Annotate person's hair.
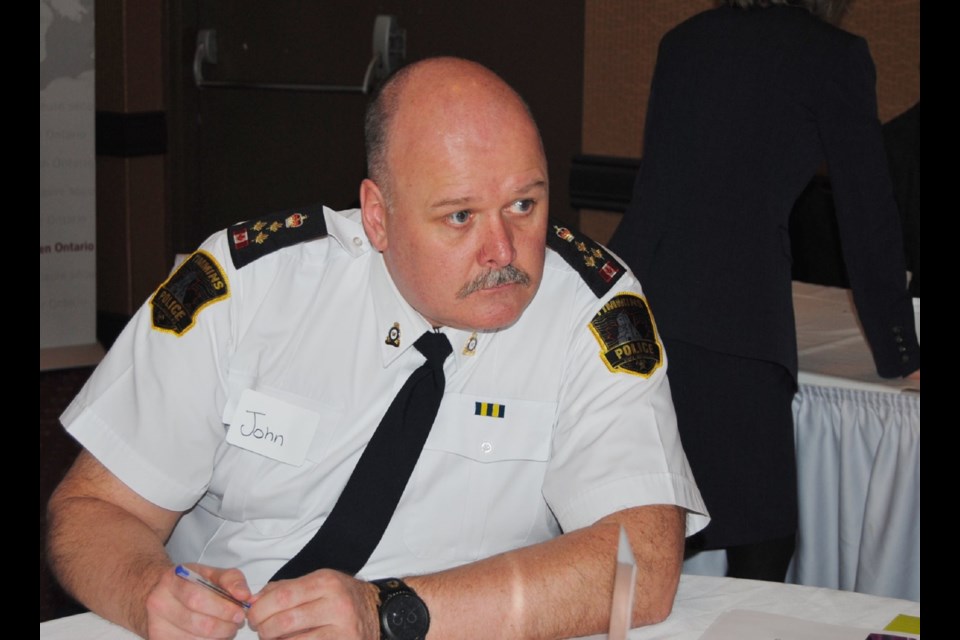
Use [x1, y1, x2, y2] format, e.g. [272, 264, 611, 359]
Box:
[720, 0, 850, 24]
[363, 64, 417, 203]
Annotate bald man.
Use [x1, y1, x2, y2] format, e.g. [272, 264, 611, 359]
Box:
[48, 58, 707, 640]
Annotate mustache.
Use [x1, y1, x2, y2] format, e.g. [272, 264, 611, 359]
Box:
[457, 265, 531, 298]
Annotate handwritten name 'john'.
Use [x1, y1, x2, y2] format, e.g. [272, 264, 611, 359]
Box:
[238, 410, 284, 446]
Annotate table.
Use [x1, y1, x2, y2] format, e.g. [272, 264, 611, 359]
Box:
[626, 574, 919, 640]
[683, 284, 920, 602]
[39, 575, 920, 640]
[634, 574, 918, 639]
[792, 283, 920, 601]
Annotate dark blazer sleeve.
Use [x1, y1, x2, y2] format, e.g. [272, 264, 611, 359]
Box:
[815, 37, 920, 377]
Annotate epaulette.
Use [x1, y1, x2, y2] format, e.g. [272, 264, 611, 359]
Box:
[546, 221, 626, 297]
[228, 203, 329, 269]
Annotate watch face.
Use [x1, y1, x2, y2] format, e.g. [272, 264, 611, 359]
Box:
[381, 592, 429, 640]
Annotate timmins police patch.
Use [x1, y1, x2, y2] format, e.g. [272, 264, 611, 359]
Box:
[588, 293, 662, 377]
[150, 250, 229, 336]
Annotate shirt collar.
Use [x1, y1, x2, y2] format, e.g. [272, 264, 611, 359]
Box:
[370, 252, 432, 367]
[324, 207, 368, 257]
[369, 252, 496, 370]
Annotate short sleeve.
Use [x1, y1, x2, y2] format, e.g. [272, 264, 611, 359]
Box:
[60, 232, 239, 510]
[542, 273, 709, 536]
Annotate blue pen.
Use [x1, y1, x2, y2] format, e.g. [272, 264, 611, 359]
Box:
[174, 564, 252, 610]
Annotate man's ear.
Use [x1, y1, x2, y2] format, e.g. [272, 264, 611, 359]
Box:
[360, 178, 389, 251]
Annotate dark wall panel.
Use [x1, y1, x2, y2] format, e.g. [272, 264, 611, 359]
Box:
[169, 1, 584, 250]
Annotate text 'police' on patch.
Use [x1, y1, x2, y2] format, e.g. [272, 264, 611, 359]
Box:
[588, 293, 662, 377]
[150, 250, 230, 336]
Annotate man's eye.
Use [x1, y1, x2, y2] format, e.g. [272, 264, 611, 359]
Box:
[449, 210, 471, 225]
[511, 199, 535, 214]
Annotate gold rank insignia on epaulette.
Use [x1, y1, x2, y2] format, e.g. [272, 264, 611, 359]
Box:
[228, 203, 329, 269]
[475, 402, 506, 418]
[546, 221, 625, 297]
[150, 250, 229, 336]
[588, 292, 663, 377]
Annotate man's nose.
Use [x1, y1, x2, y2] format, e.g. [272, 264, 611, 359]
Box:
[479, 214, 516, 268]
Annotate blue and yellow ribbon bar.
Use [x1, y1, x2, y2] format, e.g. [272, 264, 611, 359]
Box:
[474, 402, 506, 418]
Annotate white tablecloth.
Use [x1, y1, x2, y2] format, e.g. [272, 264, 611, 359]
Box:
[684, 284, 920, 602]
[791, 383, 920, 601]
[626, 574, 919, 640]
[40, 575, 920, 640]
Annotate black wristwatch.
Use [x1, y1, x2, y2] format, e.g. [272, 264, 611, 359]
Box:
[371, 578, 430, 640]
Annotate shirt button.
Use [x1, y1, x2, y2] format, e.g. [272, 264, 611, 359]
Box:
[352, 237, 363, 246]
[480, 441, 493, 455]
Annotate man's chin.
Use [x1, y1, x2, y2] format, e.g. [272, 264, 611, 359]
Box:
[470, 315, 523, 332]
[462, 296, 532, 332]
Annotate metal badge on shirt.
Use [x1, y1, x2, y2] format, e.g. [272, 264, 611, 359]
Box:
[588, 292, 663, 377]
[225, 389, 320, 465]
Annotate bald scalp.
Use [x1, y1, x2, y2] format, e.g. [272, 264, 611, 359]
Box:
[364, 57, 542, 200]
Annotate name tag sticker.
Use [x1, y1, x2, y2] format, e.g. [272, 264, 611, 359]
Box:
[226, 389, 319, 465]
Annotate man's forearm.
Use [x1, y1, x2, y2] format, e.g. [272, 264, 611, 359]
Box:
[405, 505, 685, 640]
[47, 452, 180, 637]
[48, 495, 171, 635]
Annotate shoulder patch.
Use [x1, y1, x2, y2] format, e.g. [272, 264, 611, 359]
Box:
[546, 222, 625, 297]
[228, 203, 329, 269]
[150, 250, 229, 336]
[588, 293, 663, 377]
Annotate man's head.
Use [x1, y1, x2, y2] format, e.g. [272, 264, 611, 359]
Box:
[360, 57, 549, 331]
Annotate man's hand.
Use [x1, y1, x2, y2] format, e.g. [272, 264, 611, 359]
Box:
[248, 569, 380, 640]
[144, 564, 251, 639]
[47, 452, 251, 639]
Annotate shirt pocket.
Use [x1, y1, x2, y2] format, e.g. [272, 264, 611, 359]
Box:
[401, 394, 557, 561]
[208, 385, 345, 539]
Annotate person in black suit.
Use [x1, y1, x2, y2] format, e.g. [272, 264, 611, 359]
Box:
[609, 0, 920, 581]
[883, 102, 920, 297]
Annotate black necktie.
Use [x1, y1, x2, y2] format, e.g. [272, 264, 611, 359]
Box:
[273, 330, 452, 580]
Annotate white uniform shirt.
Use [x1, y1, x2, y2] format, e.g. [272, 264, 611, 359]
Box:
[63, 207, 708, 591]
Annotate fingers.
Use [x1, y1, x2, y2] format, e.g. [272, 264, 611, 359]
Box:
[206, 565, 254, 604]
[248, 570, 380, 640]
[145, 563, 249, 639]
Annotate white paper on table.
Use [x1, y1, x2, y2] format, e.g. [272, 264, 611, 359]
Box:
[699, 609, 920, 640]
[607, 525, 637, 640]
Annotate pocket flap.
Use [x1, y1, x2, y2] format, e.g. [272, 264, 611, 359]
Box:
[424, 394, 556, 462]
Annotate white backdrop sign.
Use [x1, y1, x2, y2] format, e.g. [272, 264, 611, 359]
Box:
[40, 0, 97, 357]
